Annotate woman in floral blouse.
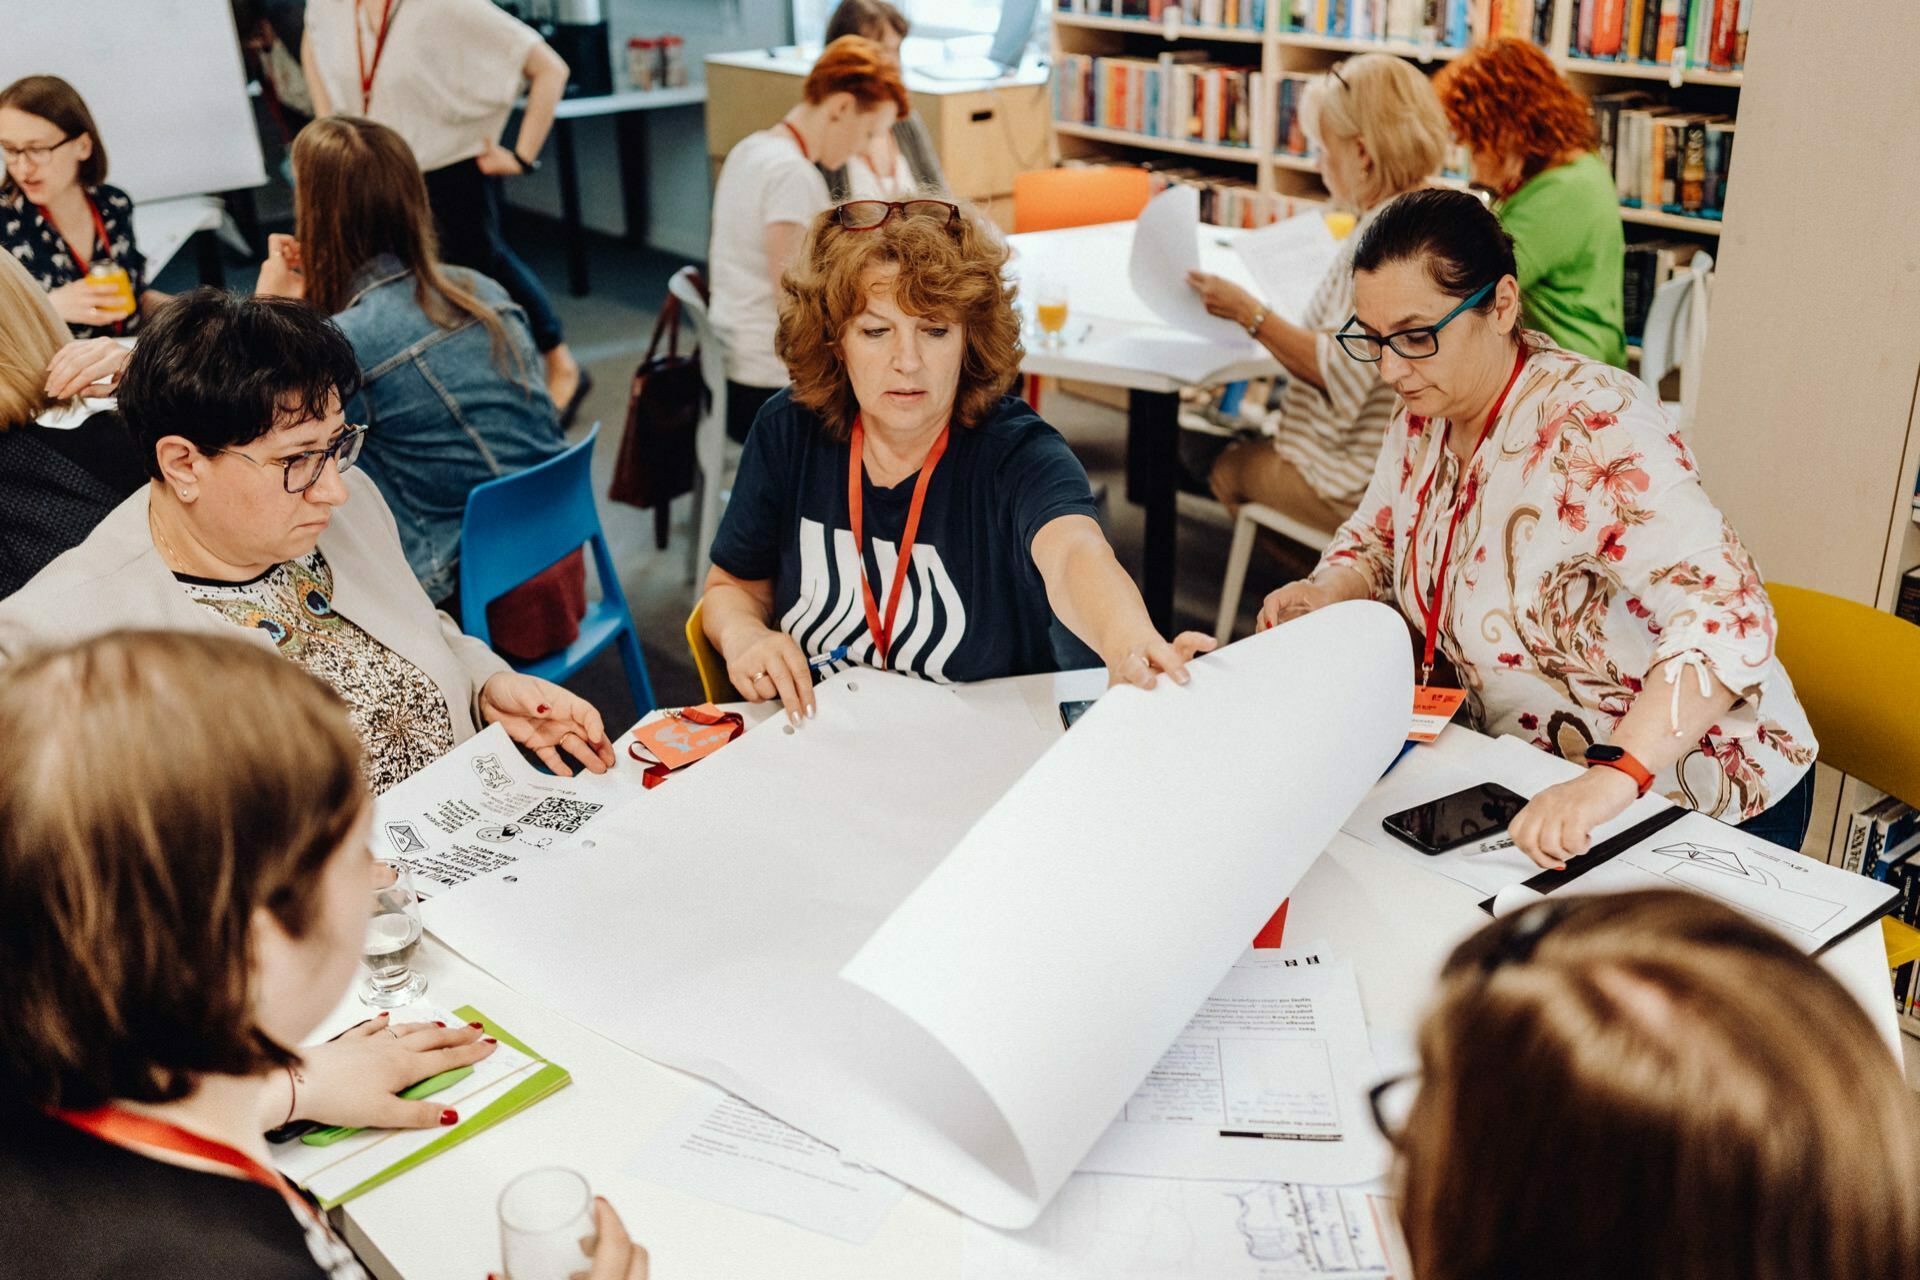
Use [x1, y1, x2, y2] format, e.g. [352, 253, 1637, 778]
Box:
[1260, 190, 1816, 867]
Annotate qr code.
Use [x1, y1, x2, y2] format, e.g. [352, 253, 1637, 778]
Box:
[516, 796, 605, 834]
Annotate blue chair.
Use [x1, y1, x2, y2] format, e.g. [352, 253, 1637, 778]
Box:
[457, 423, 656, 716]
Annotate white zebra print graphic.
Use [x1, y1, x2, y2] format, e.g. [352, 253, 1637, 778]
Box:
[778, 517, 968, 683]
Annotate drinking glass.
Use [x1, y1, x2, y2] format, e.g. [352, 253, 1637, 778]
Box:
[1033, 275, 1070, 349]
[361, 858, 428, 1008]
[499, 1167, 596, 1280]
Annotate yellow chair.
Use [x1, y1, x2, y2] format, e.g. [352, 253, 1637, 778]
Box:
[684, 599, 738, 704]
[1768, 583, 1920, 972]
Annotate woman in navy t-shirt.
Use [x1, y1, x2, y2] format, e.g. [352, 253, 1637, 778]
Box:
[702, 198, 1216, 721]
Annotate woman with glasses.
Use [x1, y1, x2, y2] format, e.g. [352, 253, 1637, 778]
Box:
[255, 117, 581, 657]
[1376, 890, 1920, 1280]
[699, 199, 1214, 721]
[708, 35, 908, 443]
[1433, 39, 1627, 368]
[0, 290, 616, 793]
[1186, 54, 1451, 536]
[0, 76, 169, 339]
[1259, 190, 1815, 865]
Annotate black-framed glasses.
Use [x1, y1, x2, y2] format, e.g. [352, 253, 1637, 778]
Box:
[1368, 1072, 1419, 1145]
[219, 424, 367, 494]
[832, 199, 961, 232]
[0, 132, 78, 168]
[1335, 280, 1496, 362]
[1328, 60, 1352, 92]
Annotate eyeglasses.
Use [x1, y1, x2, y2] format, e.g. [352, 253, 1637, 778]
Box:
[832, 199, 961, 232]
[218, 424, 367, 494]
[1335, 280, 1497, 362]
[1328, 60, 1352, 92]
[1, 133, 79, 168]
[1366, 900, 1575, 1147]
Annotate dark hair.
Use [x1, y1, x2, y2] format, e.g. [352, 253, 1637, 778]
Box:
[0, 630, 368, 1109]
[1350, 188, 1516, 311]
[825, 0, 909, 44]
[119, 288, 362, 479]
[0, 75, 108, 194]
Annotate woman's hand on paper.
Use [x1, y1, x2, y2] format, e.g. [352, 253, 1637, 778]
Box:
[722, 624, 815, 725]
[581, 1197, 650, 1280]
[254, 233, 305, 300]
[479, 673, 617, 776]
[1105, 630, 1218, 691]
[1184, 270, 1259, 329]
[1507, 766, 1641, 870]
[43, 337, 131, 400]
[292, 1014, 497, 1128]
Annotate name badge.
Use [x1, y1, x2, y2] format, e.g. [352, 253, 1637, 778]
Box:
[1409, 686, 1466, 743]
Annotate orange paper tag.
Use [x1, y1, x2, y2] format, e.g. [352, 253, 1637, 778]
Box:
[635, 705, 739, 770]
[1409, 686, 1466, 743]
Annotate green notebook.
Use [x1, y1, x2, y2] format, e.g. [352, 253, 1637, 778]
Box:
[289, 1005, 571, 1209]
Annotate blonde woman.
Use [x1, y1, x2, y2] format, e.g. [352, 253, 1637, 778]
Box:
[0, 251, 145, 597]
[1186, 54, 1451, 534]
[1381, 890, 1920, 1280]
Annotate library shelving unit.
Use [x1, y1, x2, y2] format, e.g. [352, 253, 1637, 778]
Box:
[1047, 2, 1740, 242]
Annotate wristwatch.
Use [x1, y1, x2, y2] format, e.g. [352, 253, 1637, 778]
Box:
[1584, 743, 1654, 796]
[512, 148, 541, 174]
[1243, 306, 1269, 338]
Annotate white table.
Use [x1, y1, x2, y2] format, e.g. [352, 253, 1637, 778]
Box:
[1006, 221, 1282, 632]
[328, 686, 1898, 1279]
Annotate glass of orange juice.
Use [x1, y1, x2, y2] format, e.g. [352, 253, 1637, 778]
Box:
[1034, 275, 1070, 349]
[86, 260, 136, 319]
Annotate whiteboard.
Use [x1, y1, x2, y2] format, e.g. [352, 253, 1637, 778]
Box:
[2, 1, 265, 203]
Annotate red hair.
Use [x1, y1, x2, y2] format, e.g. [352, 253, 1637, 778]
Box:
[1433, 38, 1595, 179]
[802, 35, 909, 115]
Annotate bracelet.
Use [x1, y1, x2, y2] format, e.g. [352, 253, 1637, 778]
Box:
[281, 1063, 299, 1128]
[512, 148, 541, 174]
[1244, 306, 1268, 338]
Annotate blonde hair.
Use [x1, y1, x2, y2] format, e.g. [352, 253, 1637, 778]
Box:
[0, 250, 73, 430]
[1300, 54, 1450, 203]
[1399, 890, 1920, 1280]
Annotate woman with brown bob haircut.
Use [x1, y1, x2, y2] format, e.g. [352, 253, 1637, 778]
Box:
[700, 199, 1214, 721]
[0, 630, 648, 1278]
[1432, 39, 1625, 366]
[1377, 890, 1920, 1280]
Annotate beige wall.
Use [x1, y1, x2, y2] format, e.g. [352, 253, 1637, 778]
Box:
[1688, 0, 1920, 607]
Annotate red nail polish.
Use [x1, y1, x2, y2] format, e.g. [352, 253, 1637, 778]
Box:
[536, 704, 550, 714]
[484, 1037, 497, 1044]
[440, 1109, 459, 1126]
[376, 1010, 390, 1018]
[468, 1021, 485, 1029]
[433, 1020, 447, 1028]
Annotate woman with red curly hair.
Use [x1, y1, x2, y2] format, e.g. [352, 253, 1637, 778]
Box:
[1433, 38, 1625, 367]
[698, 200, 1216, 721]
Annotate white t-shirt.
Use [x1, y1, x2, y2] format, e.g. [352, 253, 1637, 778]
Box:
[708, 129, 831, 389]
[303, 0, 539, 172]
[847, 140, 916, 201]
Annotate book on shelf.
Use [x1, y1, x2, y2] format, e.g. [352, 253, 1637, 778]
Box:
[1280, 0, 1538, 47]
[1898, 566, 1920, 624]
[1592, 91, 1732, 219]
[1057, 0, 1270, 29]
[1273, 72, 1316, 157]
[1834, 793, 1920, 1019]
[1621, 239, 1700, 341]
[1058, 158, 1324, 226]
[1053, 52, 1260, 148]
[1567, 0, 1749, 70]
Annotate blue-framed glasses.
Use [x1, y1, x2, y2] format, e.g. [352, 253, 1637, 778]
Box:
[1335, 280, 1497, 362]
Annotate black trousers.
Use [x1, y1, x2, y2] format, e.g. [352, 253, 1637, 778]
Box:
[421, 157, 564, 353]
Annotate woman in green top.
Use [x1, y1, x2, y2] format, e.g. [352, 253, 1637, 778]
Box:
[1434, 39, 1626, 368]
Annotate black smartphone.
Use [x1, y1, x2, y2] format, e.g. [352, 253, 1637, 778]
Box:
[1383, 782, 1530, 856]
[1059, 699, 1095, 730]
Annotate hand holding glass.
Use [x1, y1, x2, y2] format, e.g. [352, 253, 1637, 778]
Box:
[499, 1167, 596, 1280]
[361, 858, 428, 1008]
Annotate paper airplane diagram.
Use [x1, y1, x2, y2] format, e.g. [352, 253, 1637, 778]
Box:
[1627, 840, 1845, 935]
[1648, 841, 1761, 880]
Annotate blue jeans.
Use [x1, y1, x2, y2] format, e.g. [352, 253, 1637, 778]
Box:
[1734, 767, 1817, 850]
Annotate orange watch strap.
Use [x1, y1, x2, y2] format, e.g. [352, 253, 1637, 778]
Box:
[1589, 753, 1654, 796]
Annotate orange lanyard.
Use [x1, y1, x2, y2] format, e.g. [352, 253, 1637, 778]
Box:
[847, 415, 947, 668]
[50, 1105, 333, 1234]
[779, 120, 810, 161]
[1405, 347, 1527, 685]
[355, 0, 400, 115]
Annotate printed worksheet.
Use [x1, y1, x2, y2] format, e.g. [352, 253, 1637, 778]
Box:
[1078, 958, 1386, 1186]
[962, 1173, 1404, 1280]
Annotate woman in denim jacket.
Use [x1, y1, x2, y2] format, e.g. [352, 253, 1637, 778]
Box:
[255, 116, 570, 623]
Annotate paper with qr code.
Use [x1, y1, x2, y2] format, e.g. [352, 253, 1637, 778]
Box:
[372, 724, 637, 897]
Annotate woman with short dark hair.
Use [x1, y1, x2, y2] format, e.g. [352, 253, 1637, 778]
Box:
[0, 289, 616, 790]
[1260, 189, 1815, 864]
[700, 199, 1213, 721]
[0, 630, 648, 1279]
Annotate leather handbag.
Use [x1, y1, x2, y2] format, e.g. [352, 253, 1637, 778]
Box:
[610, 271, 708, 548]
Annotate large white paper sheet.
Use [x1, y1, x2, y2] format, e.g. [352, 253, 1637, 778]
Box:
[1231, 214, 1344, 324]
[623, 1090, 905, 1243]
[1076, 960, 1385, 1185]
[1129, 185, 1251, 343]
[961, 1173, 1404, 1280]
[430, 603, 1412, 1227]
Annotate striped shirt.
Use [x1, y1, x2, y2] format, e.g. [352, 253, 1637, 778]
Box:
[1267, 206, 1396, 505]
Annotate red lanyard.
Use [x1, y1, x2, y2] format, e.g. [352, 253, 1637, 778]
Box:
[630, 705, 745, 789]
[35, 193, 110, 273]
[1405, 346, 1528, 685]
[780, 120, 810, 161]
[355, 0, 400, 114]
[50, 1105, 329, 1231]
[848, 415, 947, 668]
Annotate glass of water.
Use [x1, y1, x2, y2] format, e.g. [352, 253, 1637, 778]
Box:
[361, 858, 428, 1008]
[499, 1167, 596, 1280]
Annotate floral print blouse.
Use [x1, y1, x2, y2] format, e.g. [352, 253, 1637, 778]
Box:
[1319, 335, 1816, 821]
[0, 184, 147, 340]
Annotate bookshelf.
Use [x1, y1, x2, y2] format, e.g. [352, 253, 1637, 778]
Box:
[1047, 1, 1743, 242]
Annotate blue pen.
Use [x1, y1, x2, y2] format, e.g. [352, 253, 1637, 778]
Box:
[809, 646, 849, 670]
